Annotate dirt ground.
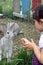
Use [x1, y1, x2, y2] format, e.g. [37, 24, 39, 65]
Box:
[0, 18, 40, 56]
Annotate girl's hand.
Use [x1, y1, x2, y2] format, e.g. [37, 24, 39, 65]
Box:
[21, 38, 35, 50]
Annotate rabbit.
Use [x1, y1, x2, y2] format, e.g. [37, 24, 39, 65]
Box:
[0, 22, 21, 61]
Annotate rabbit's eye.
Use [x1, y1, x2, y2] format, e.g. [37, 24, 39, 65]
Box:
[7, 32, 9, 34]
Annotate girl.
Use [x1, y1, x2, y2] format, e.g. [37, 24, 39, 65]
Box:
[21, 5, 43, 65]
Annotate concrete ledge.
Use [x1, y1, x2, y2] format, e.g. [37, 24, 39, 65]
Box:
[0, 14, 6, 18]
[13, 12, 27, 19]
[0, 14, 3, 17]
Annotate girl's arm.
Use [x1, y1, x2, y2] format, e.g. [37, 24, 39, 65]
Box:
[21, 38, 43, 64]
[33, 43, 43, 64]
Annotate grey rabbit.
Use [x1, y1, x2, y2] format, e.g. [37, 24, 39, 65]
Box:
[0, 22, 21, 61]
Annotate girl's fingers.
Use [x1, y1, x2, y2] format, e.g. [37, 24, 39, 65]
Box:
[22, 42, 29, 46]
[20, 38, 34, 51]
[21, 38, 25, 44]
[23, 45, 31, 50]
[21, 38, 30, 44]
[23, 46, 31, 51]
[31, 39, 34, 43]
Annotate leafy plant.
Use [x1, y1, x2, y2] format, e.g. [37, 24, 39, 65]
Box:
[2, 4, 13, 16]
[1, 0, 13, 17]
[15, 48, 34, 65]
[0, 5, 2, 13]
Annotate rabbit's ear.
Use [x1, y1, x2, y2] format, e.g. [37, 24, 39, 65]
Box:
[0, 23, 7, 35]
[7, 22, 14, 30]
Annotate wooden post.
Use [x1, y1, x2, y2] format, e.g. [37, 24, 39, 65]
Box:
[13, 0, 20, 13]
[41, 0, 43, 5]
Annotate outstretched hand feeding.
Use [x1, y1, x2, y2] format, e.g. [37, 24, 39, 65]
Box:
[21, 38, 35, 51]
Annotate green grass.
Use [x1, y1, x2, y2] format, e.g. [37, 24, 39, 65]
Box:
[0, 48, 33, 65]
